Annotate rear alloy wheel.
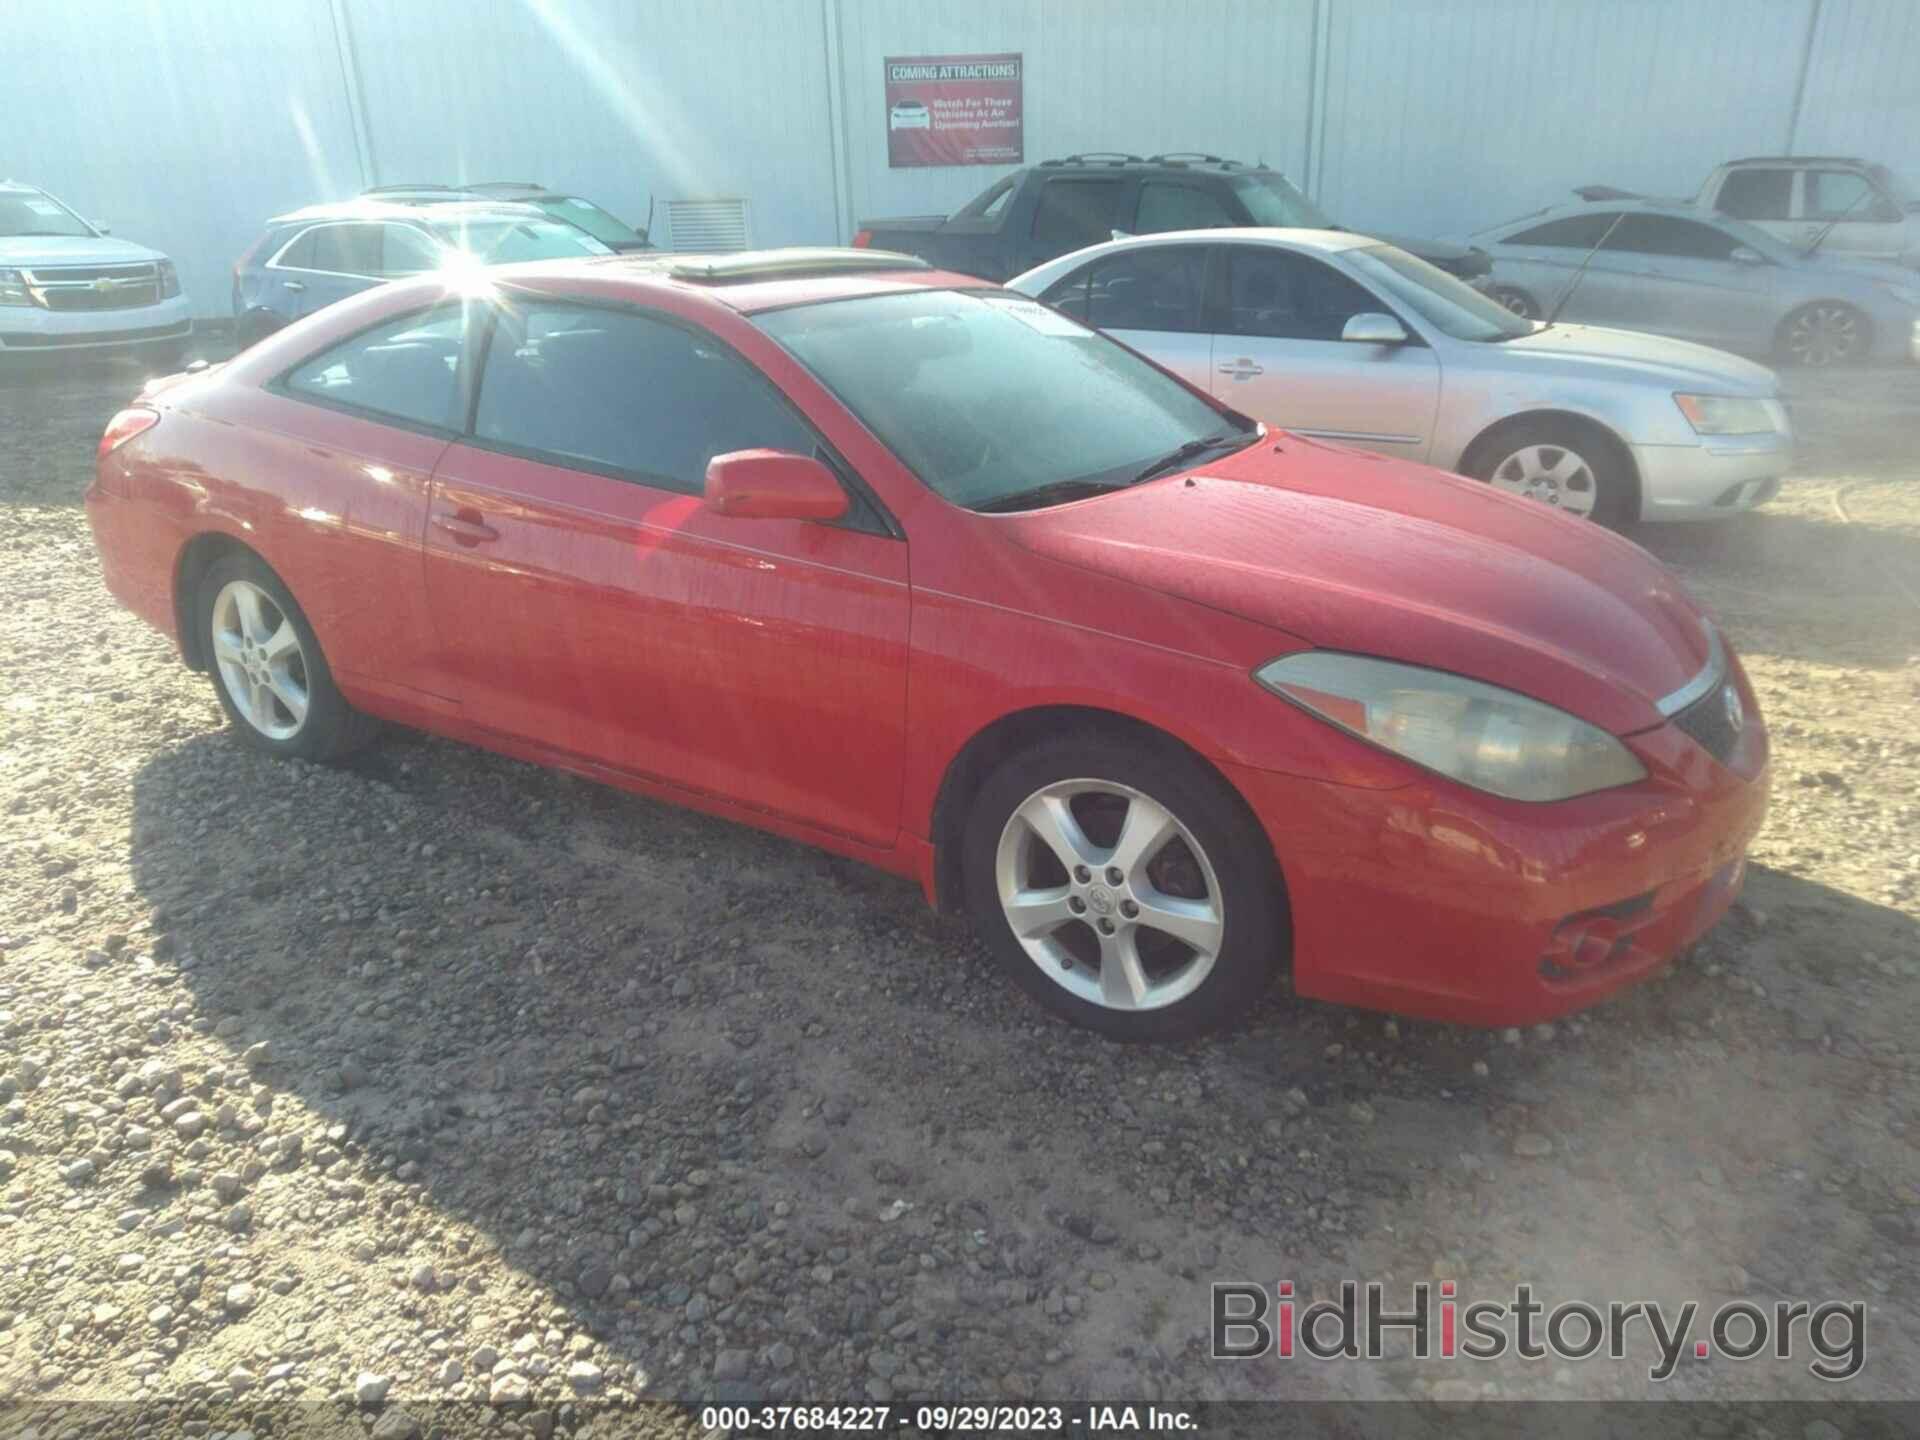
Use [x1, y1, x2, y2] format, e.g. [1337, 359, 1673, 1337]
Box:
[1779, 302, 1865, 367]
[1467, 416, 1632, 527]
[963, 734, 1284, 1040]
[1487, 285, 1541, 321]
[197, 553, 376, 761]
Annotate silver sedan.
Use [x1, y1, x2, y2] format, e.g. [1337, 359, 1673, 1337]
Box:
[1009, 228, 1793, 526]
[1475, 200, 1920, 367]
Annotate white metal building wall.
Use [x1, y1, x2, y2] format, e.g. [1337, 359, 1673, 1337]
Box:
[8, 0, 1918, 319]
[7, 0, 363, 318]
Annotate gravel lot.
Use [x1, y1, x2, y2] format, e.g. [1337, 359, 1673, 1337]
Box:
[2, 342, 1917, 1426]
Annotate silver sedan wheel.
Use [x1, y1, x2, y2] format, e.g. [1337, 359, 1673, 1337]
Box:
[210, 580, 309, 741]
[1487, 442, 1599, 519]
[994, 779, 1224, 1012]
[1783, 304, 1860, 367]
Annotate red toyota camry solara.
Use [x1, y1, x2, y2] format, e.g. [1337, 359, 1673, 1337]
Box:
[87, 248, 1769, 1040]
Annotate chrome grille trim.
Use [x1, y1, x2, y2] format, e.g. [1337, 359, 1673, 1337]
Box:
[1655, 623, 1727, 719]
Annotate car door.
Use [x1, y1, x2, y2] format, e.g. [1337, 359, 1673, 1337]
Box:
[422, 300, 910, 846]
[1019, 177, 1132, 272]
[1207, 245, 1440, 460]
[266, 222, 384, 320]
[1604, 214, 1780, 350]
[1798, 168, 1904, 262]
[1489, 212, 1641, 323]
[1038, 244, 1215, 390]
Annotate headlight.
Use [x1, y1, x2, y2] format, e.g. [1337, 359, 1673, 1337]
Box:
[1254, 652, 1647, 802]
[0, 268, 33, 307]
[156, 259, 181, 298]
[1672, 393, 1777, 436]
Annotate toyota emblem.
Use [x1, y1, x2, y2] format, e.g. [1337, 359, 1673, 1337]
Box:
[1721, 684, 1744, 734]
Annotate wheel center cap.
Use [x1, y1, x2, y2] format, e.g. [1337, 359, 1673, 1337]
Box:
[1086, 885, 1116, 916]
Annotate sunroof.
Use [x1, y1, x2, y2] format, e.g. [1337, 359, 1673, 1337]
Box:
[667, 247, 931, 283]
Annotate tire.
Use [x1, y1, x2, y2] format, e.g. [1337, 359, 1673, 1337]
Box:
[236, 311, 282, 351]
[1777, 301, 1867, 367]
[195, 552, 378, 761]
[1486, 284, 1542, 321]
[1463, 416, 1634, 528]
[961, 731, 1285, 1041]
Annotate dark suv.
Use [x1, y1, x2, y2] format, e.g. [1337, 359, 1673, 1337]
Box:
[854, 153, 1490, 284]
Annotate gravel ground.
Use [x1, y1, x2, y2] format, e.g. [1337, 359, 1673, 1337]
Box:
[1, 344, 1917, 1426]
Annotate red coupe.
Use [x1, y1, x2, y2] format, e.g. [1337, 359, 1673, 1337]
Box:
[87, 249, 1768, 1039]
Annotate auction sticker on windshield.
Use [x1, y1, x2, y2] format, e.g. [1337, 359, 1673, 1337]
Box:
[983, 295, 1085, 336]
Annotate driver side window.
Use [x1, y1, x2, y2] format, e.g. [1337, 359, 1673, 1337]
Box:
[1225, 249, 1379, 341]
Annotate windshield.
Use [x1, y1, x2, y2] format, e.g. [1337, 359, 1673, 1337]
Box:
[1229, 174, 1336, 229]
[1344, 244, 1533, 341]
[756, 289, 1253, 511]
[428, 217, 612, 262]
[0, 189, 94, 239]
[541, 197, 646, 247]
[1869, 164, 1919, 211]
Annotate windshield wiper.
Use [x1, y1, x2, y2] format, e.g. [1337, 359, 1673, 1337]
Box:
[975, 479, 1128, 514]
[1131, 432, 1251, 486]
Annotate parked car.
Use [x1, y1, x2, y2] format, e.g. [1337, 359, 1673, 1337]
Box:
[1010, 229, 1793, 527]
[88, 247, 1767, 1039]
[231, 199, 613, 346]
[1475, 199, 1920, 366]
[853, 153, 1492, 284]
[0, 180, 192, 364]
[361, 182, 654, 252]
[1580, 156, 1920, 270]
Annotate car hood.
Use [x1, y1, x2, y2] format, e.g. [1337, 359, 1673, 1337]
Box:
[0, 233, 166, 266]
[995, 439, 1714, 735]
[1496, 321, 1780, 392]
[1374, 231, 1491, 275]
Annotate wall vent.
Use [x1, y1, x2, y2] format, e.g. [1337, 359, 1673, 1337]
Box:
[666, 198, 752, 253]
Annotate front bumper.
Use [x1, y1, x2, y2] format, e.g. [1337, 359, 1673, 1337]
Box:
[0, 293, 193, 353]
[1631, 427, 1792, 521]
[1223, 666, 1769, 1027]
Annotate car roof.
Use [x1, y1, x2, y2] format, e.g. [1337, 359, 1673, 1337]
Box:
[1725, 154, 1868, 167]
[1504, 197, 1727, 225]
[267, 198, 549, 226]
[1077, 226, 1372, 256]
[468, 247, 993, 315]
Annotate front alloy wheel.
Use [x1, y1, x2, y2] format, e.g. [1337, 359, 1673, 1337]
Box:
[1486, 442, 1600, 519]
[995, 779, 1225, 1013]
[963, 733, 1285, 1040]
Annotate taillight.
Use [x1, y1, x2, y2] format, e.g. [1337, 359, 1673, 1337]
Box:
[98, 407, 160, 462]
[851, 229, 873, 248]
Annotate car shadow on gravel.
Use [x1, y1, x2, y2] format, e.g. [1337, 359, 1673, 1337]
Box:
[1632, 506, 1920, 670]
[119, 716, 1920, 1402]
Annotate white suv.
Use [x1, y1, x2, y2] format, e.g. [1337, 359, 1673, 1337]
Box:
[0, 181, 193, 361]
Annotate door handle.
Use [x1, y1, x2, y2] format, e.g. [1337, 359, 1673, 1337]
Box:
[281, 280, 305, 293]
[432, 511, 500, 546]
[1217, 359, 1264, 379]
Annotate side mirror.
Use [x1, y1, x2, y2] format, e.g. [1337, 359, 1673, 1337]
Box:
[94, 221, 112, 235]
[1729, 246, 1766, 266]
[1342, 311, 1409, 345]
[704, 449, 848, 521]
[1109, 228, 1134, 242]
